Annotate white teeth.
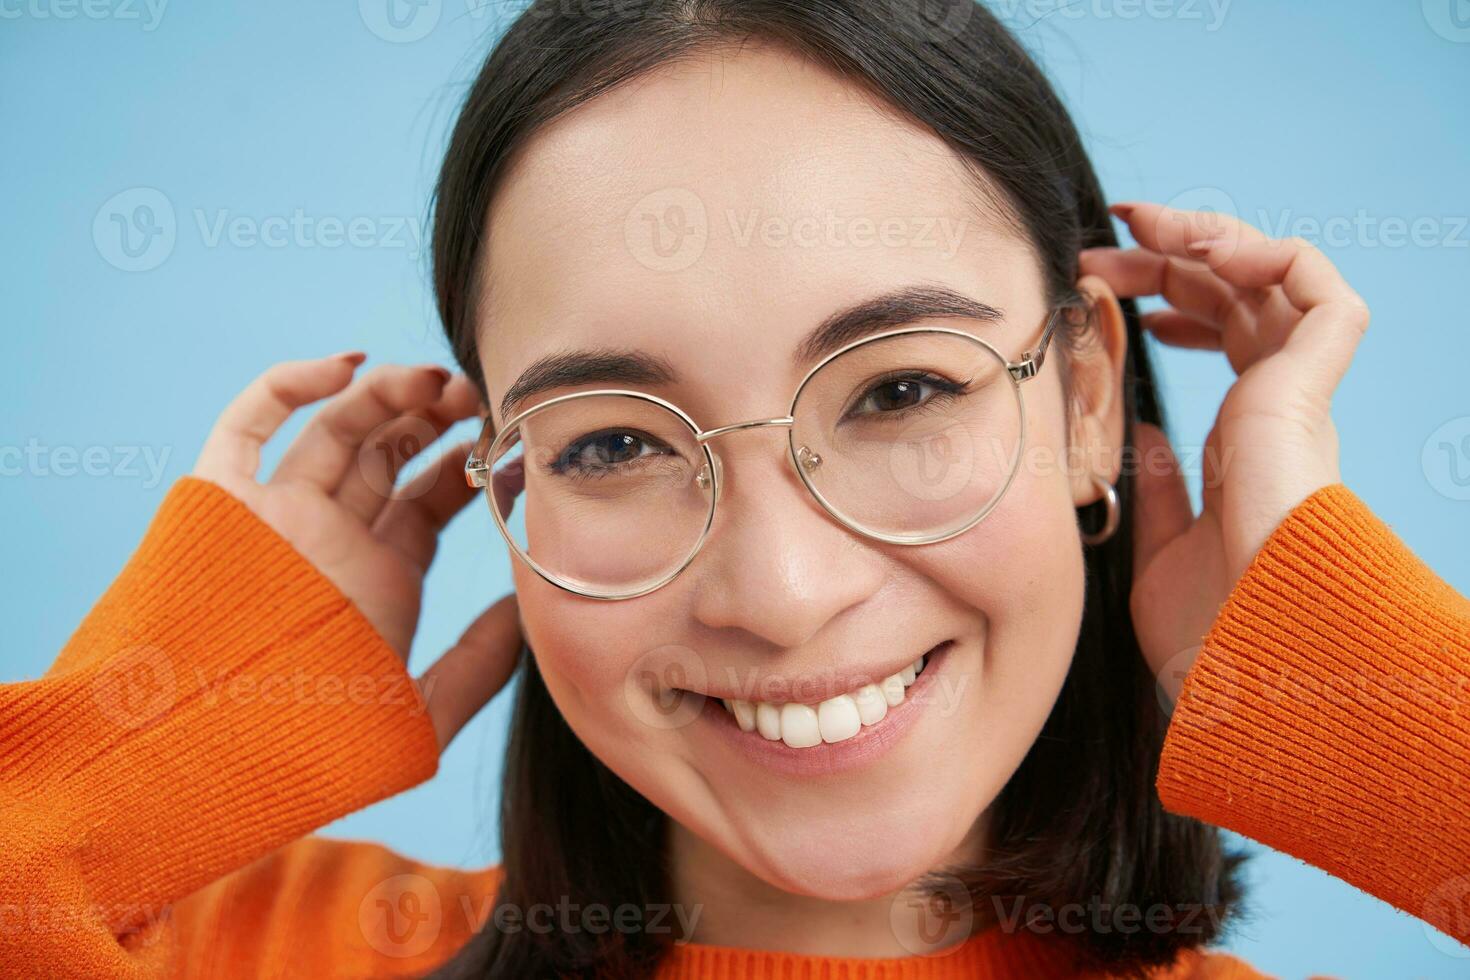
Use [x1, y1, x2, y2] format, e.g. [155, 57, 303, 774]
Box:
[730, 699, 757, 732]
[818, 695, 862, 743]
[717, 654, 932, 748]
[780, 703, 822, 748]
[755, 702, 782, 741]
[853, 684, 888, 726]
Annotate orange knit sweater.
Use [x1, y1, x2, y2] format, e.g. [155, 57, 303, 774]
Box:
[0, 477, 1466, 979]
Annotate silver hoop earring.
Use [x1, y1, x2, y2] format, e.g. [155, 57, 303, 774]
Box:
[1079, 475, 1120, 546]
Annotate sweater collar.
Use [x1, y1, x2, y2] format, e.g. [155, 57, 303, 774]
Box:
[654, 924, 1101, 979]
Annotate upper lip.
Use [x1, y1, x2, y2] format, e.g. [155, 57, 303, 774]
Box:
[679, 639, 949, 705]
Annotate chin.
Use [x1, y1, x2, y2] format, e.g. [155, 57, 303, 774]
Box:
[736, 806, 970, 901]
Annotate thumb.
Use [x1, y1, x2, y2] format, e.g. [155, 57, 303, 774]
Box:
[1131, 422, 1193, 580]
[416, 593, 523, 752]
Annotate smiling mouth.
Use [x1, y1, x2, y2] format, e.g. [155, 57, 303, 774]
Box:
[712, 642, 947, 749]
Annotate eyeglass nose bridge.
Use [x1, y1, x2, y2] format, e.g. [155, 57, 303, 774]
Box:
[691, 415, 824, 503]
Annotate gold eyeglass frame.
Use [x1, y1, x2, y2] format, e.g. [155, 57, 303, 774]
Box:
[465, 307, 1067, 600]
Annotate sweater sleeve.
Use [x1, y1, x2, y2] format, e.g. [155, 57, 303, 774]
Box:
[1155, 483, 1470, 950]
[0, 476, 444, 978]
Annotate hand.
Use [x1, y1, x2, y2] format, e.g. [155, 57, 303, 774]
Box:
[1080, 202, 1370, 686]
[191, 352, 521, 750]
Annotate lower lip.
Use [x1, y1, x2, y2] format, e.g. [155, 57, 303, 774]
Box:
[692, 640, 956, 778]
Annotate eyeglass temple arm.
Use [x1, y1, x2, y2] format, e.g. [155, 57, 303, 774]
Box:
[1007, 305, 1068, 383]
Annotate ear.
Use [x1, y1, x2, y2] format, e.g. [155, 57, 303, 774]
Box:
[1066, 274, 1128, 508]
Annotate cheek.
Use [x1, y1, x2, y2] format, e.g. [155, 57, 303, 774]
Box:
[513, 562, 635, 711]
[899, 406, 1087, 745]
[512, 560, 696, 757]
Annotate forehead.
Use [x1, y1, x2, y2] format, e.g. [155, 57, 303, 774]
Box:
[478, 42, 1037, 423]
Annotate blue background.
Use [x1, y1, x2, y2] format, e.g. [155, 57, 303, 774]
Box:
[3, 1, 1467, 975]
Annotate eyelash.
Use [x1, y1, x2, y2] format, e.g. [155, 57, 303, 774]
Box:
[546, 429, 677, 481]
[840, 370, 973, 422]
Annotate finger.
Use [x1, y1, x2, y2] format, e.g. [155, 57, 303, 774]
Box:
[1115, 204, 1368, 395]
[1080, 248, 1238, 321]
[1110, 201, 1269, 263]
[1131, 421, 1193, 579]
[336, 372, 482, 523]
[1082, 247, 1263, 365]
[1255, 285, 1305, 351]
[195, 352, 366, 482]
[375, 438, 480, 570]
[271, 362, 453, 493]
[1200, 418, 1225, 519]
[1080, 247, 1233, 311]
[1188, 236, 1370, 395]
[1079, 246, 1175, 299]
[1140, 310, 1271, 379]
[417, 594, 523, 752]
[1139, 310, 1222, 351]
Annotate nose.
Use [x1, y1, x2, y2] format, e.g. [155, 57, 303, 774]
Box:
[689, 432, 886, 650]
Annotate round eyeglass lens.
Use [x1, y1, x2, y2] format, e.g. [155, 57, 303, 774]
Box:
[789, 330, 1023, 542]
[486, 393, 716, 597]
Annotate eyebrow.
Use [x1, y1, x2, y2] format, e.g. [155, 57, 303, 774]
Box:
[498, 284, 1005, 420]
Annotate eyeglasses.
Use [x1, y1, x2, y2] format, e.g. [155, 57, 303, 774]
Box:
[466, 306, 1069, 600]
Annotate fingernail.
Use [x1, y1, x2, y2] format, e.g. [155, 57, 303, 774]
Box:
[332, 350, 367, 366]
[1185, 239, 1222, 257]
[1108, 203, 1136, 219]
[425, 364, 453, 383]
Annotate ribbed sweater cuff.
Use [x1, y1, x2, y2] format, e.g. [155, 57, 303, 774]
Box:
[1156, 483, 1470, 945]
[2, 475, 440, 929]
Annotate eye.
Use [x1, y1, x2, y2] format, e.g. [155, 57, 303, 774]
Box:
[848, 372, 969, 419]
[551, 429, 671, 477]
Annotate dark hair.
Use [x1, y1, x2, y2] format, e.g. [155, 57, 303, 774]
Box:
[428, 2, 1247, 977]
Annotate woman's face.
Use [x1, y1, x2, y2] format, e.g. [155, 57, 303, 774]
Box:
[476, 43, 1125, 903]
